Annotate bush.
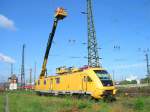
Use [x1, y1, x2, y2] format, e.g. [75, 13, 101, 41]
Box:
[134, 98, 144, 111]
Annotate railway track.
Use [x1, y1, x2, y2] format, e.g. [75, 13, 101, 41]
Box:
[115, 83, 149, 88]
[116, 85, 150, 98]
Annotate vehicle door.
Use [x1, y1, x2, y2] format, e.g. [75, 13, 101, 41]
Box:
[50, 79, 53, 90]
[82, 76, 93, 93]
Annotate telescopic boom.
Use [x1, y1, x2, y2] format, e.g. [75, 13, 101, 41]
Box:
[40, 8, 67, 78]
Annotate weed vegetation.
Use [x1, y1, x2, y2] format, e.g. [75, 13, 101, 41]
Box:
[0, 91, 150, 112]
[0, 93, 4, 112]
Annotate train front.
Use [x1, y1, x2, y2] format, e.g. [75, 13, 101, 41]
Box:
[91, 68, 117, 101]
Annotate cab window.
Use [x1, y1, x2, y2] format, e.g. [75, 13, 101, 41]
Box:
[94, 70, 113, 86]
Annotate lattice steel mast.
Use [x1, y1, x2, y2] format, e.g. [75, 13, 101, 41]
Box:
[87, 0, 101, 67]
[145, 53, 150, 77]
[21, 44, 25, 87]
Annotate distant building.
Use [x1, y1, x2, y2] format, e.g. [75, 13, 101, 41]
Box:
[0, 83, 5, 92]
[8, 74, 18, 90]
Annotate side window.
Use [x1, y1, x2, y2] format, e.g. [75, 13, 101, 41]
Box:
[35, 82, 37, 85]
[87, 76, 92, 82]
[84, 76, 92, 82]
[38, 80, 40, 85]
[84, 76, 86, 82]
[44, 80, 46, 85]
[56, 78, 60, 84]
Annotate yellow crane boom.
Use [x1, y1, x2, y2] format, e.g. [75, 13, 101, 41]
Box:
[40, 8, 67, 78]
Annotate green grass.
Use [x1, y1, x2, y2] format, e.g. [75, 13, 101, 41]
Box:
[1, 91, 150, 112]
[0, 93, 4, 112]
[8, 92, 92, 112]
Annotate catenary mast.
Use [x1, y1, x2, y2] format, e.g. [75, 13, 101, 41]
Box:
[21, 44, 25, 87]
[87, 0, 101, 67]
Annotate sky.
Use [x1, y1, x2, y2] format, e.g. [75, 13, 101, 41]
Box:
[0, 0, 150, 82]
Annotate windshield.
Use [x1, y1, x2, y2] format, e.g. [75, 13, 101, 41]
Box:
[94, 70, 111, 80]
[94, 70, 113, 86]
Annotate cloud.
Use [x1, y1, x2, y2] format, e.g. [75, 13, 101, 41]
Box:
[0, 14, 17, 31]
[0, 53, 15, 63]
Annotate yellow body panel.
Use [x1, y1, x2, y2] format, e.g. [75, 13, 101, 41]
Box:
[35, 67, 116, 99]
